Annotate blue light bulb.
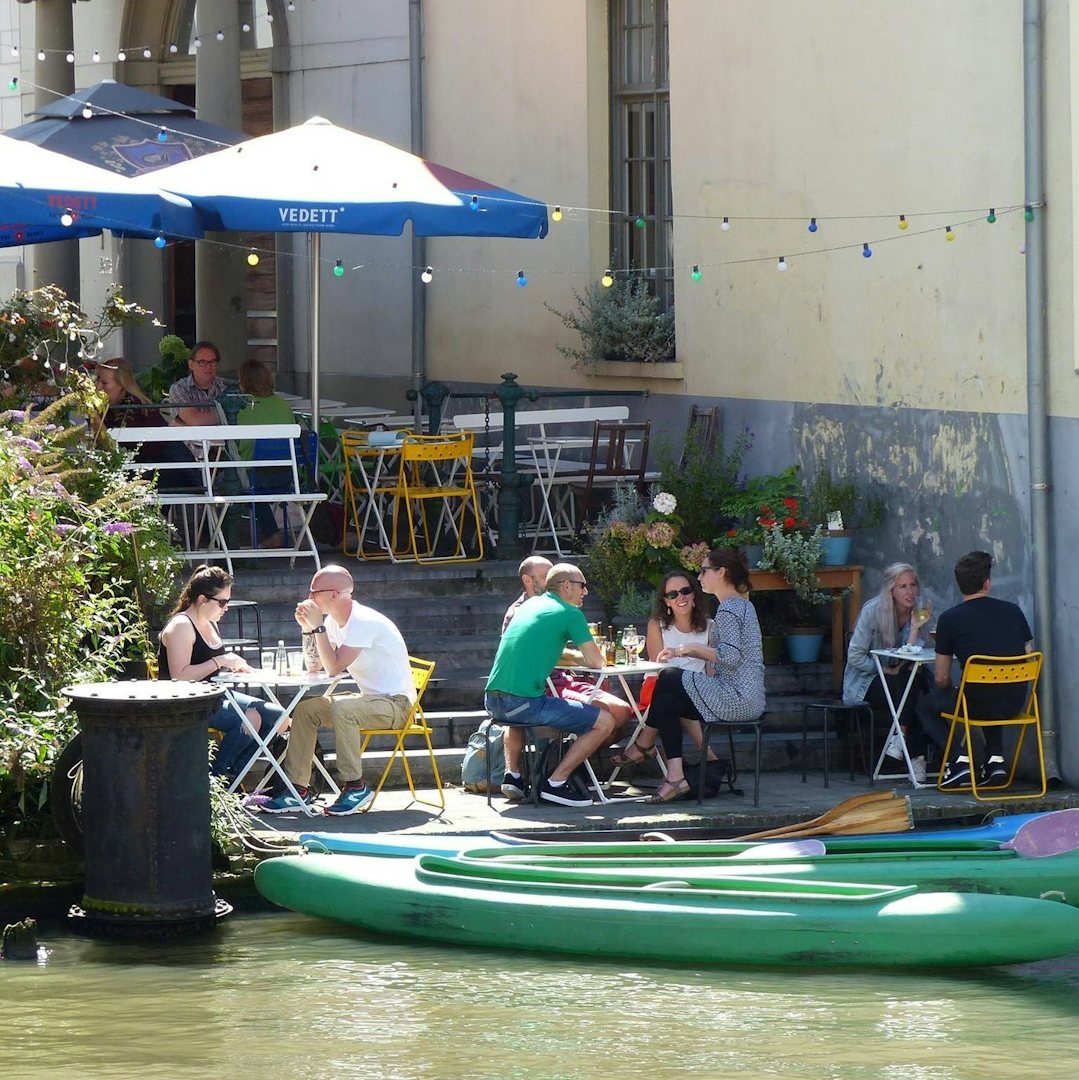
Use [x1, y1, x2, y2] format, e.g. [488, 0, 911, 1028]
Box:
[154, 235, 166, 249]
[862, 242, 872, 258]
[157, 127, 168, 143]
[808, 217, 817, 233]
[469, 195, 479, 211]
[516, 270, 528, 287]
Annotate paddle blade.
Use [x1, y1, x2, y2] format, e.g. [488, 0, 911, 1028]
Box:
[737, 790, 900, 840]
[1002, 808, 1079, 858]
[729, 840, 827, 860]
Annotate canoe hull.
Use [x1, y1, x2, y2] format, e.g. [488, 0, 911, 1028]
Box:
[254, 852, 1079, 970]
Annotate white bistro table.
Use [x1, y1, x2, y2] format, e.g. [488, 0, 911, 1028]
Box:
[870, 646, 936, 788]
[552, 658, 667, 800]
[214, 668, 345, 815]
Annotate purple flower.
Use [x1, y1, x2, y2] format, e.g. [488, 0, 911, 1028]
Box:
[55, 524, 77, 535]
[2, 410, 26, 421]
[11, 435, 42, 453]
[104, 522, 134, 536]
[16, 456, 30, 470]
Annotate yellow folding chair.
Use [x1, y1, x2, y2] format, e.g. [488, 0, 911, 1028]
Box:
[358, 656, 443, 811]
[391, 433, 485, 564]
[340, 429, 407, 560]
[937, 652, 1045, 801]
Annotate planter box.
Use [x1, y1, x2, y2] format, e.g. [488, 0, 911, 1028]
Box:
[784, 626, 825, 664]
[588, 360, 684, 380]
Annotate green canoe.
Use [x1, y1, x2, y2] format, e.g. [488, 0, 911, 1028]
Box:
[254, 852, 1079, 969]
[445, 840, 1079, 906]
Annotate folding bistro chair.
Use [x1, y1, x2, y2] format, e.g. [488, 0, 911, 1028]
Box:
[570, 420, 651, 535]
[392, 433, 485, 564]
[340, 429, 407, 559]
[357, 656, 443, 811]
[937, 652, 1045, 801]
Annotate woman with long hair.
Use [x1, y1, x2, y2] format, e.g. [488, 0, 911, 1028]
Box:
[157, 564, 284, 778]
[619, 547, 766, 802]
[842, 562, 932, 777]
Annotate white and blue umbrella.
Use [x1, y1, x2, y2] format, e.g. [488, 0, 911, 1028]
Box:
[144, 116, 548, 424]
[0, 133, 204, 247]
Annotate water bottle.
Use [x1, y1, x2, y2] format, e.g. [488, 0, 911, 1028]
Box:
[274, 639, 287, 676]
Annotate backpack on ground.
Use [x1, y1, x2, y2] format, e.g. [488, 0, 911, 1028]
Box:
[461, 718, 504, 793]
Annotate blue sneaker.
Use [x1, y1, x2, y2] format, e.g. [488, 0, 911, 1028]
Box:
[325, 782, 376, 816]
[261, 787, 316, 814]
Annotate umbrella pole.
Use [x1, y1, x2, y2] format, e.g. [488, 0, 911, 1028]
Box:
[310, 232, 321, 432]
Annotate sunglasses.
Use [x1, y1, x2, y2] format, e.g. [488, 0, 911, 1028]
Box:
[208, 596, 231, 609]
[191, 357, 219, 367]
[664, 585, 695, 600]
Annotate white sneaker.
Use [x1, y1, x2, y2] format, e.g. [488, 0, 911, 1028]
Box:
[884, 730, 904, 760]
[910, 756, 927, 783]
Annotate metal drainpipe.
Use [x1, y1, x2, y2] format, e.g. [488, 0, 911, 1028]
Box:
[409, 0, 427, 433]
[1023, 0, 1060, 779]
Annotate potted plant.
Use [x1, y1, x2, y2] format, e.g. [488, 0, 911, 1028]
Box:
[545, 275, 675, 369]
[803, 468, 885, 566]
[758, 520, 830, 663]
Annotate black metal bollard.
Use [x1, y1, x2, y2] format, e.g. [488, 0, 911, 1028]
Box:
[61, 680, 226, 939]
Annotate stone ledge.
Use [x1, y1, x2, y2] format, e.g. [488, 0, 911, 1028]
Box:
[586, 360, 684, 380]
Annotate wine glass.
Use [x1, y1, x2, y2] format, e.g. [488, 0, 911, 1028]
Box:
[621, 628, 640, 665]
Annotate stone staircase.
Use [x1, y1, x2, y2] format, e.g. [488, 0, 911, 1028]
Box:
[220, 558, 852, 784]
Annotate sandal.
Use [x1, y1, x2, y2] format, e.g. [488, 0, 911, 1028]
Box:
[649, 778, 690, 804]
[610, 741, 658, 767]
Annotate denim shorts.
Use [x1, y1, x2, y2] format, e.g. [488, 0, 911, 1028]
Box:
[485, 690, 600, 734]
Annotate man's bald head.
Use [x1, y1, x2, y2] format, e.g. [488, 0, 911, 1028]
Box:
[519, 555, 553, 597]
[309, 565, 354, 595]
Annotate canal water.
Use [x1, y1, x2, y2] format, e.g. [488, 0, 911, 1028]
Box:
[5, 912, 1079, 1078]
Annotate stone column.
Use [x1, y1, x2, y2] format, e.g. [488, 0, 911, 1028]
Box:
[31, 0, 79, 300]
[194, 0, 247, 371]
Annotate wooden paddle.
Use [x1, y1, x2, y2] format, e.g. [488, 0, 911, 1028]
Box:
[736, 790, 913, 841]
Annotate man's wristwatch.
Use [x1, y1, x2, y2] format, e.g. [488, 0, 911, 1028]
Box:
[304, 625, 327, 636]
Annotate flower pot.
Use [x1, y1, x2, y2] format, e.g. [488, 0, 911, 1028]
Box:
[761, 634, 785, 666]
[820, 530, 854, 566]
[784, 626, 825, 664]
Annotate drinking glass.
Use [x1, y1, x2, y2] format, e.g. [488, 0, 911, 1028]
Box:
[287, 649, 305, 676]
[260, 650, 275, 672]
[621, 630, 640, 665]
[914, 601, 931, 623]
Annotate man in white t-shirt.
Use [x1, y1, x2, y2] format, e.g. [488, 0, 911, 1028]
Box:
[263, 565, 415, 815]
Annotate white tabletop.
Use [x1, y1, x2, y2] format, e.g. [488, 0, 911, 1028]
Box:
[213, 668, 338, 689]
[318, 405, 395, 419]
[872, 646, 936, 663]
[558, 660, 667, 675]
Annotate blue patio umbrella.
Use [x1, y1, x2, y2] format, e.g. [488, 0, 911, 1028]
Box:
[142, 116, 548, 426]
[0, 133, 204, 246]
[4, 79, 246, 177]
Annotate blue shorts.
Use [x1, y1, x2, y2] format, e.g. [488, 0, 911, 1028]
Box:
[485, 690, 600, 734]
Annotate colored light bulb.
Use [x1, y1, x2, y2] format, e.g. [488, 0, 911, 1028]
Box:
[720, 217, 730, 231]
[143, 48, 152, 59]
[469, 195, 479, 211]
[247, 250, 260, 267]
[551, 206, 562, 222]
[516, 270, 528, 287]
[862, 242, 872, 258]
[157, 127, 168, 142]
[154, 234, 166, 249]
[807, 218, 817, 233]
[601, 271, 614, 288]
[242, 23, 251, 33]
[1025, 205, 1035, 222]
[117, 50, 127, 62]
[7, 77, 16, 91]
[421, 266, 433, 284]
[60, 211, 74, 227]
[898, 215, 908, 230]
[777, 256, 788, 271]
[986, 209, 997, 223]
[945, 226, 956, 241]
[169, 43, 178, 54]
[690, 265, 702, 281]
[333, 260, 345, 278]
[634, 216, 646, 229]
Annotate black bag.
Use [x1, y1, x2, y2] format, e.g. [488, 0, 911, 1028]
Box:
[684, 758, 736, 799]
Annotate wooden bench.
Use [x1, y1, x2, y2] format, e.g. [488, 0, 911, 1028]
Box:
[109, 422, 326, 575]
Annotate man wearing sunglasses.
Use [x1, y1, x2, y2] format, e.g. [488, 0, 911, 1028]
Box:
[499, 556, 632, 800]
[166, 340, 227, 427]
[486, 563, 620, 807]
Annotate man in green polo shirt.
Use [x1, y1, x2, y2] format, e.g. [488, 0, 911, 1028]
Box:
[485, 563, 618, 807]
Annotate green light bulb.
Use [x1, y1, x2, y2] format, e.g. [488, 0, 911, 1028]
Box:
[1025, 206, 1035, 222]
[690, 265, 702, 281]
[986, 209, 997, 224]
[333, 260, 345, 278]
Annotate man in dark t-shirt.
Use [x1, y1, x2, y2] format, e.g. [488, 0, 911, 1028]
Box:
[918, 550, 1033, 789]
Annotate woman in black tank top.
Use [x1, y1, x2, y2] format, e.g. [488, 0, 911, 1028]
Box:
[158, 565, 284, 777]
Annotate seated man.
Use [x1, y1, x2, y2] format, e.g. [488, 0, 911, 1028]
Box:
[499, 555, 632, 800]
[166, 340, 227, 427]
[917, 550, 1033, 789]
[486, 562, 619, 808]
[263, 564, 416, 815]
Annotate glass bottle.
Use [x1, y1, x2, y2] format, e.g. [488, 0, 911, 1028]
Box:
[274, 639, 288, 676]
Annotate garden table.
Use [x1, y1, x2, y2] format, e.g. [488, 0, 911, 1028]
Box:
[870, 646, 936, 788]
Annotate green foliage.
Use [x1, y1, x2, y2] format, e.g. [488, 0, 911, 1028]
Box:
[0, 370, 182, 823]
[803, 467, 885, 531]
[656, 426, 752, 545]
[580, 486, 709, 620]
[545, 275, 675, 367]
[0, 284, 156, 397]
[717, 466, 803, 544]
[758, 522, 831, 611]
[136, 333, 190, 403]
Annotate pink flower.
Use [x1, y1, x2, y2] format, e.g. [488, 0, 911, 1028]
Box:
[645, 521, 676, 548]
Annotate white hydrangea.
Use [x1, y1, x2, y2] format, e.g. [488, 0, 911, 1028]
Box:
[653, 491, 677, 515]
